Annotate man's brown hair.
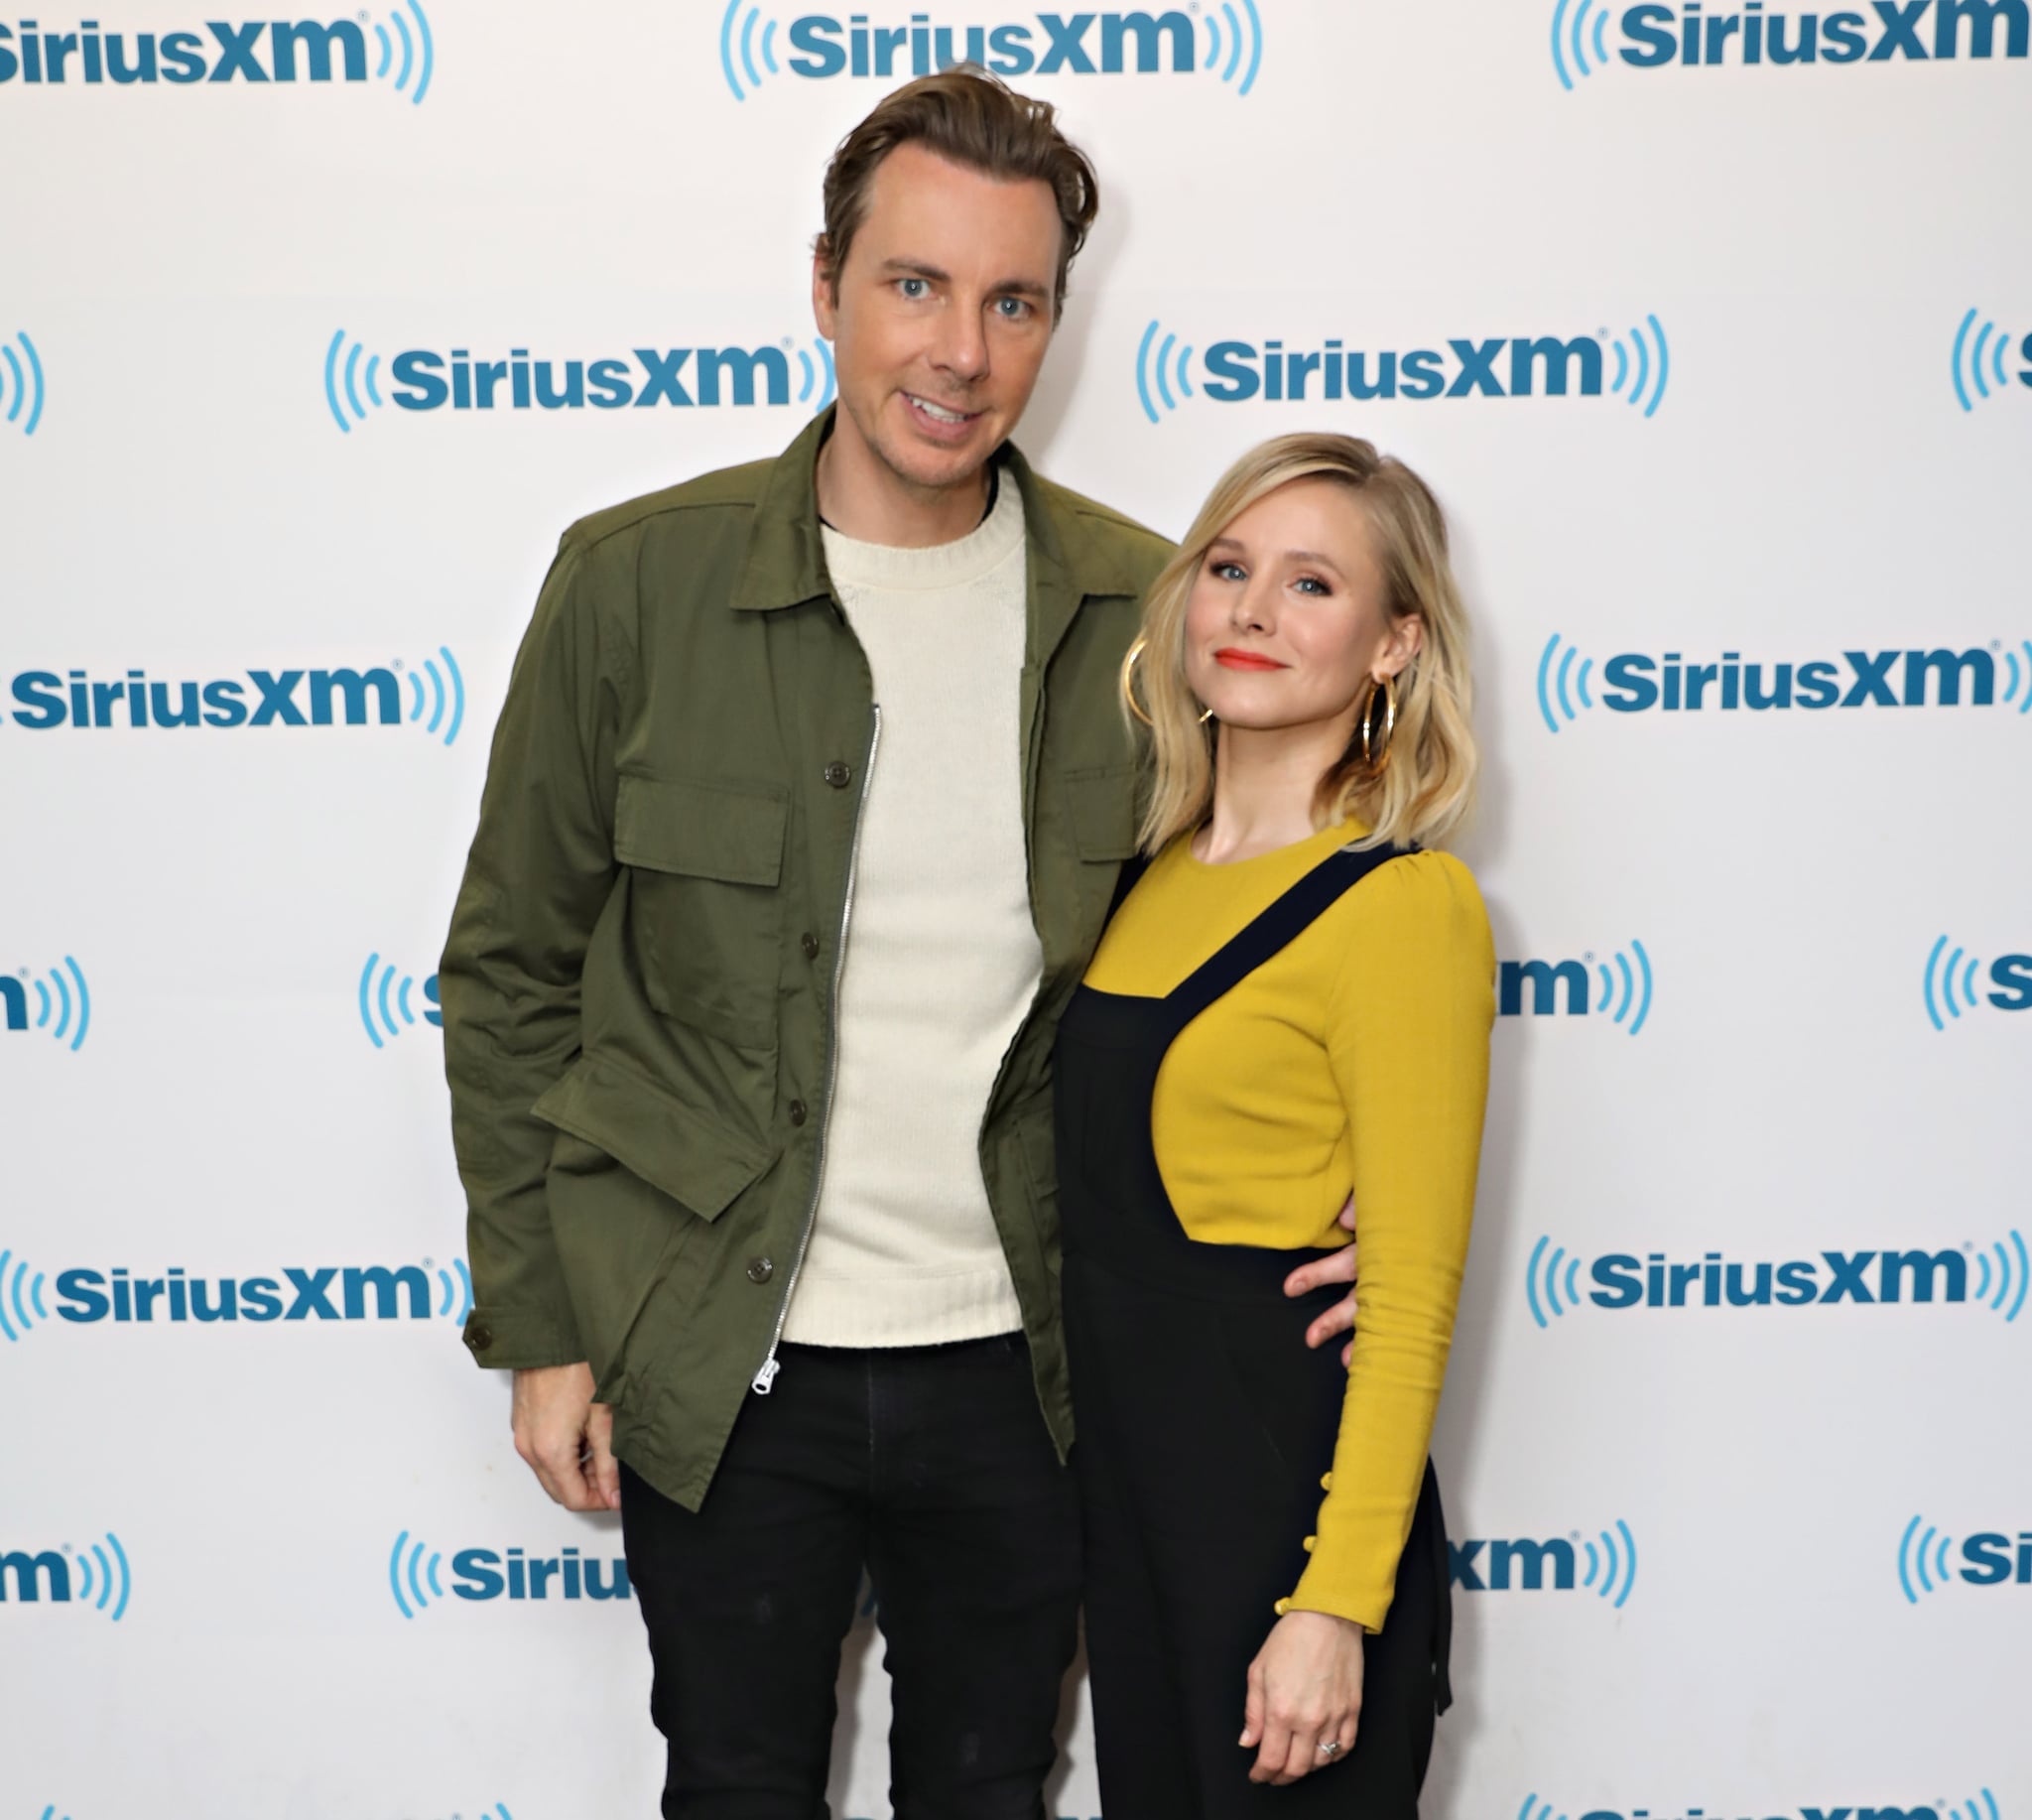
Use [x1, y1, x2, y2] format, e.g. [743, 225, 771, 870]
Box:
[816, 67, 1100, 323]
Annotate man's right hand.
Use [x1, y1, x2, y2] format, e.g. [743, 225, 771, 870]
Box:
[512, 1362, 621, 1511]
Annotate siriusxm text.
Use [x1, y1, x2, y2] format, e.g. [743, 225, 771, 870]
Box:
[777, 12, 1196, 78]
[448, 1547, 632, 1603]
[1947, 1532, 2032, 1584]
[0, 19, 374, 83]
[1600, 647, 2007, 712]
[1614, 0, 2030, 65]
[7, 668, 402, 729]
[386, 346, 796, 412]
[56, 1265, 436, 1323]
[1451, 1538, 1586, 1590]
[1591, 1249, 1975, 1308]
[1197, 336, 1612, 402]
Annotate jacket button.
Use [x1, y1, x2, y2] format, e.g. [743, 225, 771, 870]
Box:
[788, 1100, 808, 1126]
[801, 931, 821, 960]
[823, 760, 851, 788]
[465, 1322, 493, 1352]
[746, 1256, 775, 1284]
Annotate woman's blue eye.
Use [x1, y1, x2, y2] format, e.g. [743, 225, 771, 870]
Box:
[1210, 561, 1246, 582]
[1294, 576, 1330, 596]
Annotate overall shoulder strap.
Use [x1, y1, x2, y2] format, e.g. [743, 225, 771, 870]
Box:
[1168, 843, 1411, 1026]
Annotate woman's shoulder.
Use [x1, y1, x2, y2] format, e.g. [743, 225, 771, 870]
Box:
[1329, 845, 1493, 964]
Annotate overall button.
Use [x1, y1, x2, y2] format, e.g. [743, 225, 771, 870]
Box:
[788, 1100, 809, 1126]
[800, 931, 821, 960]
[823, 760, 851, 788]
[745, 1256, 775, 1285]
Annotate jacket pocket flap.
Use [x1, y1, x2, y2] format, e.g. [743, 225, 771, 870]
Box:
[1065, 765, 1140, 862]
[614, 774, 788, 887]
[532, 1051, 777, 1221]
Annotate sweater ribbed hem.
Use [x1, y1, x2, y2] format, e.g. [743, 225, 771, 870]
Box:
[779, 1266, 1026, 1349]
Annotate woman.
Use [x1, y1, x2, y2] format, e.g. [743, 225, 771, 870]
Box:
[1058, 432, 1492, 1817]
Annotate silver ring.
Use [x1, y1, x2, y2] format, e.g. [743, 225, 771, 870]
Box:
[1318, 1741, 1344, 1758]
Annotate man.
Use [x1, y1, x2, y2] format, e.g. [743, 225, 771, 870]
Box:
[441, 68, 1356, 1818]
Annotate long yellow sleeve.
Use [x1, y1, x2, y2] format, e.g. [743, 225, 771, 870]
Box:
[1290, 852, 1492, 1628]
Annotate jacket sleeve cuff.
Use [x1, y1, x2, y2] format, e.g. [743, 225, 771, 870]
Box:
[461, 1303, 585, 1370]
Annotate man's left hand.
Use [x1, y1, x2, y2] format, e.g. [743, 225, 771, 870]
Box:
[1284, 1195, 1357, 1366]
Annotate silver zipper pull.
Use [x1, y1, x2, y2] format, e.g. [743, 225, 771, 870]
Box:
[751, 1353, 782, 1395]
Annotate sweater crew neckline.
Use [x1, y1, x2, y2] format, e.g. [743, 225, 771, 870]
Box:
[821, 471, 1025, 592]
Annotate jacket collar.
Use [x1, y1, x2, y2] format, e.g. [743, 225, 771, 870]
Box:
[728, 406, 1150, 622]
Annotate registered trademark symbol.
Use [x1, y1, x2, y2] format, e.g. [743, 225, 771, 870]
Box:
[1583, 951, 1594, 962]
[782, 337, 794, 349]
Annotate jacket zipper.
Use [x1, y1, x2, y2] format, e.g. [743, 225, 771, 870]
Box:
[751, 701, 882, 1394]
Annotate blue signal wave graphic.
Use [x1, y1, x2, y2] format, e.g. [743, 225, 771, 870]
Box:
[1579, 1518, 1639, 1607]
[370, 1, 436, 102]
[438, 1257, 474, 1324]
[324, 330, 383, 434]
[719, 0, 780, 99]
[1550, 0, 1613, 86]
[61, 1530, 132, 1621]
[1, 331, 46, 436]
[1535, 633, 1594, 733]
[1200, 0, 1264, 92]
[357, 954, 443, 1047]
[1953, 309, 2016, 413]
[1524, 1235, 1586, 1330]
[1969, 1231, 2030, 1323]
[1606, 317, 1670, 416]
[1590, 942, 1654, 1034]
[20, 957, 92, 1050]
[1998, 640, 2032, 716]
[1518, 1794, 1571, 1820]
[0, 1246, 51, 1343]
[390, 1529, 448, 1619]
[796, 337, 836, 411]
[402, 647, 465, 745]
[1923, 935, 1987, 1031]
[1135, 321, 1198, 424]
[1897, 1513, 1959, 1603]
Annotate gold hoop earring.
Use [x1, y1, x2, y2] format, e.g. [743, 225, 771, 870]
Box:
[1357, 673, 1398, 770]
[1121, 637, 1215, 727]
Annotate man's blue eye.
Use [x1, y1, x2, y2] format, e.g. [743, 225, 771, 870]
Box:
[995, 297, 1031, 319]
[900, 278, 929, 299]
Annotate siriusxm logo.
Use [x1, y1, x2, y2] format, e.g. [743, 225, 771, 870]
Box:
[0, 328, 44, 435]
[1134, 318, 1670, 423]
[359, 956, 441, 1049]
[2, 650, 464, 743]
[2, 958, 90, 1051]
[0, 1250, 472, 1340]
[0, 8, 434, 98]
[324, 331, 836, 432]
[1923, 937, 2032, 1029]
[1551, 0, 2029, 85]
[1517, 1797, 2003, 1820]
[1952, 308, 2028, 411]
[1500, 946, 1654, 1033]
[1535, 634, 2032, 729]
[0, 1532, 131, 1620]
[1524, 1233, 2030, 1327]
[389, 1532, 633, 1616]
[1898, 1516, 2032, 1601]
[1451, 1522, 1638, 1604]
[715, 2, 1262, 99]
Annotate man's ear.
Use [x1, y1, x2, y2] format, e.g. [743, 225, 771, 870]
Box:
[811, 244, 839, 340]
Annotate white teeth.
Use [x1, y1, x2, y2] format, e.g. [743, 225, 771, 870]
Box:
[910, 395, 969, 424]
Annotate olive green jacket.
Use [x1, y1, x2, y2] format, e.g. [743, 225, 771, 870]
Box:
[441, 409, 1173, 1508]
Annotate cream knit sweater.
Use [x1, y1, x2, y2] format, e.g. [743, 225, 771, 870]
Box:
[780, 480, 1037, 1347]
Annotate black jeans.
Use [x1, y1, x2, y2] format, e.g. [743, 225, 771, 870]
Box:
[619, 1333, 1081, 1820]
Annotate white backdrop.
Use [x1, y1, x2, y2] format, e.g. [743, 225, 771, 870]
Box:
[3, 3, 2028, 1817]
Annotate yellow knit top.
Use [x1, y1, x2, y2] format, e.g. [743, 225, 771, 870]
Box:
[1082, 819, 1494, 1630]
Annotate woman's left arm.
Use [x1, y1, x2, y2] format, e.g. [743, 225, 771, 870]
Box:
[1241, 851, 1493, 1780]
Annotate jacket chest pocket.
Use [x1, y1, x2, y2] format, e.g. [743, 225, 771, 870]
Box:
[615, 773, 787, 1053]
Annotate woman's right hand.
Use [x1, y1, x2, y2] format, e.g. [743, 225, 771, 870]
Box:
[1239, 1608, 1366, 1782]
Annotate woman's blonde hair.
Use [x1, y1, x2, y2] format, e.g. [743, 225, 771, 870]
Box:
[1129, 432, 1477, 854]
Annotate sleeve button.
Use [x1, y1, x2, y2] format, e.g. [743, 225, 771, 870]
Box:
[1303, 1535, 1317, 1552]
[464, 1322, 493, 1352]
[1319, 1471, 1334, 1492]
[1273, 1597, 1292, 1617]
[745, 1256, 775, 1284]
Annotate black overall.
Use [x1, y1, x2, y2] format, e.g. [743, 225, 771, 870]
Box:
[1056, 844, 1454, 1820]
